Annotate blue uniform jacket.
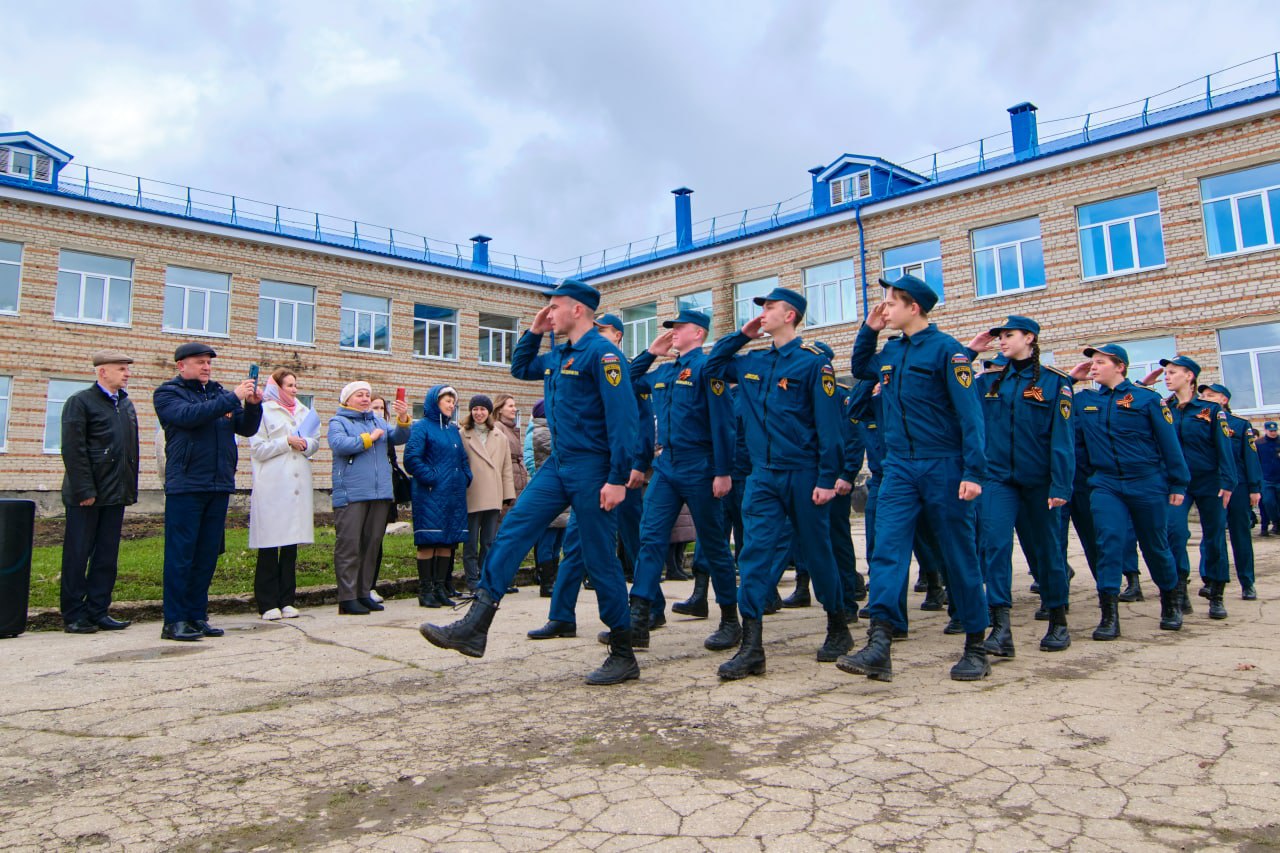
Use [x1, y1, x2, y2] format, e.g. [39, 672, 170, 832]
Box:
[633, 384, 656, 473]
[847, 379, 883, 477]
[974, 360, 1075, 500]
[1257, 435, 1280, 483]
[511, 327, 639, 486]
[631, 347, 735, 478]
[1165, 395, 1236, 493]
[730, 385, 753, 480]
[404, 385, 472, 545]
[706, 332, 843, 489]
[1223, 412, 1262, 493]
[154, 375, 263, 495]
[836, 384, 867, 483]
[849, 323, 986, 483]
[327, 406, 411, 508]
[1073, 380, 1189, 490]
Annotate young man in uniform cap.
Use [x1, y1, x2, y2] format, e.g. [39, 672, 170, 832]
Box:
[422, 280, 642, 685]
[59, 349, 140, 633]
[842, 274, 989, 682]
[705, 286, 852, 679]
[1256, 421, 1280, 536]
[153, 342, 262, 641]
[1197, 383, 1262, 600]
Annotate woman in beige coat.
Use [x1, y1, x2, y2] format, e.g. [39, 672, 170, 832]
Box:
[460, 395, 515, 592]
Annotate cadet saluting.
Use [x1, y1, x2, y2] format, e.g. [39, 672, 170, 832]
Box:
[841, 275, 988, 683]
[1197, 382, 1262, 602]
[420, 280, 641, 686]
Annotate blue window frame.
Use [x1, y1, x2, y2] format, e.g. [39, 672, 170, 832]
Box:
[1200, 161, 1280, 257]
[1078, 190, 1165, 279]
[882, 240, 944, 305]
[971, 218, 1045, 298]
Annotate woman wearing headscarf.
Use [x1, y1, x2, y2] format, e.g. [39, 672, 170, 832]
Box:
[460, 394, 515, 594]
[404, 385, 471, 606]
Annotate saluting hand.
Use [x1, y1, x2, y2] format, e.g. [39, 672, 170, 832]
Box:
[812, 486, 836, 506]
[1140, 367, 1164, 387]
[1219, 488, 1232, 509]
[1068, 360, 1093, 382]
[529, 304, 554, 335]
[648, 329, 677, 357]
[966, 331, 996, 352]
[958, 480, 982, 501]
[600, 482, 626, 511]
[741, 315, 765, 339]
[864, 301, 889, 332]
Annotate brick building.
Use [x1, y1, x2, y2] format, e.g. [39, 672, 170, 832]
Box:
[3, 61, 1279, 512]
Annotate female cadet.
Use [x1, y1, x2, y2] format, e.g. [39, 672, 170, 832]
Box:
[1197, 382, 1262, 603]
[1073, 344, 1188, 639]
[968, 316, 1074, 655]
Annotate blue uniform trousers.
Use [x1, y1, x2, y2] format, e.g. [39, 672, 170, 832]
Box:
[828, 491, 859, 614]
[725, 478, 747, 562]
[737, 468, 840, 619]
[1089, 473, 1177, 595]
[1069, 487, 1138, 579]
[1201, 486, 1254, 587]
[163, 492, 230, 624]
[479, 456, 629, 631]
[534, 525, 564, 565]
[545, 515, 588, 625]
[616, 484, 643, 575]
[630, 469, 737, 609]
[1260, 483, 1279, 531]
[980, 481, 1069, 610]
[1167, 480, 1229, 583]
[862, 476, 909, 621]
[866, 457, 986, 634]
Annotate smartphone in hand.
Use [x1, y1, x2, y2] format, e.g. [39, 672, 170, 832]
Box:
[248, 363, 260, 381]
[396, 387, 406, 404]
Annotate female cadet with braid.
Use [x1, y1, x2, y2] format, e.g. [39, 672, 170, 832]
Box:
[966, 316, 1075, 655]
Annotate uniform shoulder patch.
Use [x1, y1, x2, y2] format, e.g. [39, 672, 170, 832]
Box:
[950, 353, 970, 364]
[709, 378, 725, 396]
[1059, 385, 1073, 398]
[952, 360, 973, 389]
[600, 352, 620, 364]
[1043, 364, 1072, 380]
[1161, 404, 1174, 425]
[821, 364, 836, 397]
[800, 343, 826, 358]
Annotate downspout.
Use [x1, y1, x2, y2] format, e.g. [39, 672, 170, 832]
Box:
[856, 203, 869, 319]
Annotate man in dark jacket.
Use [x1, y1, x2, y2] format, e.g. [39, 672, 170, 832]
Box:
[60, 349, 140, 633]
[153, 343, 262, 641]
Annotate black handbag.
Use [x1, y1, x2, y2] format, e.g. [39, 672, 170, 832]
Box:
[389, 447, 413, 504]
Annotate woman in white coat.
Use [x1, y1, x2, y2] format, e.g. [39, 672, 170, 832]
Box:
[250, 368, 320, 619]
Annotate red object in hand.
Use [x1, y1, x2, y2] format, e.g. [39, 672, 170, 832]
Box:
[396, 387, 406, 404]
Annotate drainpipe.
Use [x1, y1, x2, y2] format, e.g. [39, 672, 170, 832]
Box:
[856, 203, 869, 319]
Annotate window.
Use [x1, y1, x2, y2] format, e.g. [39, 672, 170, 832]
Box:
[43, 379, 84, 453]
[478, 313, 519, 365]
[55, 250, 133, 326]
[622, 303, 657, 358]
[830, 171, 871, 206]
[340, 292, 391, 353]
[0, 376, 10, 452]
[734, 276, 778, 327]
[0, 146, 53, 183]
[1218, 322, 1280, 413]
[1077, 190, 1165, 279]
[972, 218, 1045, 298]
[414, 304, 458, 360]
[677, 290, 713, 325]
[0, 239, 20, 314]
[882, 239, 945, 305]
[1113, 336, 1177, 397]
[1201, 161, 1280, 257]
[803, 258, 858, 326]
[163, 266, 230, 336]
[296, 394, 315, 412]
[258, 280, 315, 345]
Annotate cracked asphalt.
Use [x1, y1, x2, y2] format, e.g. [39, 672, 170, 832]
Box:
[2, 521, 1277, 851]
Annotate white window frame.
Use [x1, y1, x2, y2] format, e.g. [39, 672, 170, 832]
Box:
[803, 259, 859, 328]
[0, 146, 53, 183]
[340, 292, 392, 354]
[43, 379, 84, 454]
[734, 276, 779, 327]
[0, 238, 21, 315]
[676, 289, 713, 320]
[1200, 170, 1280, 259]
[258, 280, 316, 346]
[972, 219, 1045, 300]
[830, 170, 871, 206]
[163, 266, 231, 338]
[0, 375, 11, 452]
[55, 252, 133, 327]
[1111, 335, 1177, 398]
[622, 303, 658, 359]
[413, 305, 459, 361]
[883, 240, 945, 306]
[1217, 323, 1280, 415]
[478, 314, 520, 366]
[1077, 192, 1166, 281]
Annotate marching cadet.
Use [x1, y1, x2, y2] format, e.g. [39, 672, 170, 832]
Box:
[421, 280, 641, 686]
[613, 308, 740, 653]
[1150, 356, 1236, 618]
[841, 275, 989, 683]
[1197, 383, 1262, 601]
[1073, 344, 1187, 639]
[705, 286, 852, 679]
[967, 316, 1074, 655]
[819, 340, 868, 620]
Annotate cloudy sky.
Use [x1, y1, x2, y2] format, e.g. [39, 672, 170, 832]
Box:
[2, 1, 1278, 267]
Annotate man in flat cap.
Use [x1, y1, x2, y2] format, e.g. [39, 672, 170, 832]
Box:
[59, 350, 140, 633]
[153, 343, 262, 641]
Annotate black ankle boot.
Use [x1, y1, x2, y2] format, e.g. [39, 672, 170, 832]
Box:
[816, 611, 854, 662]
[782, 572, 811, 608]
[1117, 572, 1143, 602]
[417, 558, 440, 608]
[951, 632, 991, 681]
[672, 571, 710, 617]
[586, 627, 640, 685]
[717, 617, 765, 679]
[434, 556, 456, 607]
[763, 589, 783, 615]
[527, 620, 576, 640]
[420, 589, 498, 658]
[837, 619, 893, 681]
[704, 603, 742, 651]
[1092, 591, 1120, 641]
[1159, 587, 1183, 630]
[598, 596, 651, 649]
[913, 574, 928, 593]
[1207, 581, 1228, 620]
[943, 615, 965, 634]
[1177, 578, 1193, 614]
[538, 559, 559, 598]
[852, 571, 867, 602]
[984, 606, 1015, 658]
[921, 574, 945, 611]
[1040, 606, 1071, 652]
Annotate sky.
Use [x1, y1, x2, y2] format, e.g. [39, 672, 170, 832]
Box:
[2, 1, 1279, 268]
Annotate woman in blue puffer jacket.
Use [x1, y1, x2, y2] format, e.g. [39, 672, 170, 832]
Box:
[404, 385, 472, 608]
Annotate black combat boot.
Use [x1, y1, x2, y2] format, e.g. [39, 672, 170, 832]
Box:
[1177, 577, 1193, 614]
[420, 589, 497, 658]
[781, 571, 812, 608]
[816, 611, 854, 662]
[417, 558, 440, 608]
[1117, 572, 1144, 602]
[717, 617, 766, 679]
[943, 615, 965, 635]
[837, 619, 893, 681]
[538, 559, 558, 598]
[527, 620, 576, 640]
[1207, 581, 1228, 620]
[950, 632, 991, 681]
[1198, 582, 1211, 600]
[597, 596, 651, 649]
[913, 573, 928, 593]
[704, 604, 742, 651]
[672, 571, 710, 617]
[1040, 606, 1071, 652]
[1092, 591, 1120, 641]
[1242, 583, 1257, 601]
[586, 627, 640, 685]
[434, 555, 457, 607]
[852, 571, 868, 601]
[920, 573, 945, 611]
[763, 588, 783, 615]
[983, 606, 1015, 658]
[1159, 587, 1183, 630]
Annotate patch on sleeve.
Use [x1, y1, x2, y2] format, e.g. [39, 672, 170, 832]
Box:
[1059, 385, 1073, 398]
[600, 353, 620, 364]
[821, 364, 835, 397]
[1059, 399, 1071, 420]
[951, 353, 969, 364]
[1162, 405, 1174, 424]
[952, 363, 973, 389]
[710, 378, 725, 396]
[603, 357, 622, 387]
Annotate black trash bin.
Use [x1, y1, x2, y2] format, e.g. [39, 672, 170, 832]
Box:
[0, 499, 36, 638]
